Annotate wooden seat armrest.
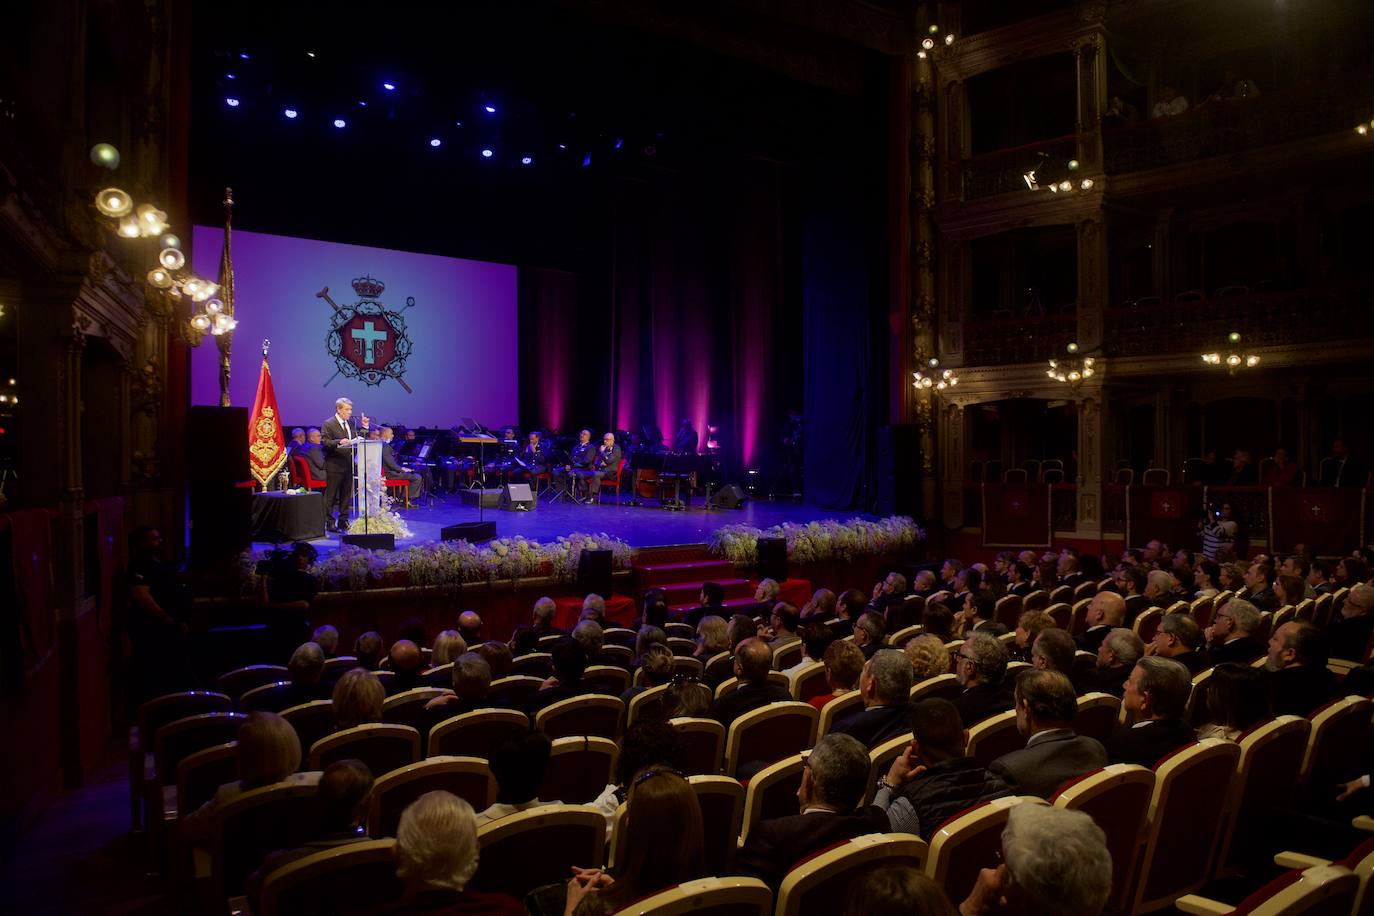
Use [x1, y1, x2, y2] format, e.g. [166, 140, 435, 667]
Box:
[1174, 894, 1234, 915]
[1273, 851, 1329, 869]
[1354, 815, 1374, 833]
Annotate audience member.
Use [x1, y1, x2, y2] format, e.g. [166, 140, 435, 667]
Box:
[784, 622, 835, 678]
[457, 610, 483, 645]
[1320, 439, 1365, 488]
[754, 578, 781, 605]
[1012, 611, 1056, 663]
[397, 617, 427, 650]
[843, 867, 955, 916]
[940, 559, 963, 588]
[1104, 657, 1195, 767]
[388, 791, 523, 914]
[989, 670, 1106, 798]
[1006, 562, 1033, 597]
[580, 593, 607, 624]
[831, 649, 914, 747]
[958, 592, 1006, 638]
[589, 720, 684, 839]
[526, 637, 590, 716]
[912, 570, 940, 599]
[532, 597, 563, 637]
[1266, 621, 1337, 717]
[283, 641, 329, 707]
[659, 677, 712, 719]
[1204, 599, 1265, 664]
[333, 667, 386, 730]
[1328, 583, 1374, 662]
[311, 624, 341, 658]
[1194, 560, 1222, 599]
[621, 645, 673, 704]
[1121, 567, 1150, 622]
[1076, 592, 1125, 653]
[1197, 663, 1272, 741]
[852, 611, 887, 660]
[810, 639, 866, 711]
[1309, 560, 1335, 595]
[387, 639, 425, 695]
[632, 624, 668, 666]
[760, 602, 800, 648]
[726, 614, 757, 652]
[182, 712, 305, 845]
[422, 653, 493, 730]
[694, 616, 730, 662]
[953, 633, 1013, 725]
[684, 581, 727, 627]
[905, 633, 952, 682]
[1244, 561, 1280, 613]
[633, 587, 670, 631]
[734, 733, 886, 890]
[707, 638, 790, 727]
[474, 640, 513, 680]
[958, 805, 1111, 916]
[571, 619, 619, 669]
[832, 588, 869, 639]
[1076, 628, 1143, 697]
[1031, 628, 1077, 679]
[428, 629, 467, 671]
[355, 631, 386, 671]
[1147, 612, 1206, 674]
[800, 587, 838, 623]
[1278, 555, 1314, 598]
[874, 698, 1010, 838]
[476, 731, 554, 827]
[1335, 556, 1369, 589]
[1201, 505, 1239, 561]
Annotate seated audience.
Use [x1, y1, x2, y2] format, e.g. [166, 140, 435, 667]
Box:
[989, 670, 1106, 798]
[632, 624, 668, 667]
[632, 587, 669, 632]
[1011, 611, 1056, 664]
[182, 711, 305, 846]
[387, 639, 425, 695]
[1309, 560, 1335, 595]
[1266, 621, 1337, 717]
[905, 633, 952, 683]
[388, 791, 523, 914]
[957, 592, 1006, 638]
[457, 610, 483, 645]
[843, 867, 955, 916]
[800, 587, 837, 623]
[474, 640, 513, 680]
[246, 759, 374, 904]
[579, 593, 607, 625]
[424, 631, 467, 687]
[1006, 562, 1033, 597]
[590, 721, 684, 839]
[693, 615, 730, 660]
[911, 570, 940, 599]
[1196, 663, 1272, 741]
[754, 578, 781, 606]
[1328, 583, 1374, 662]
[1075, 592, 1126, 653]
[1104, 657, 1195, 767]
[831, 648, 914, 747]
[810, 639, 866, 711]
[1121, 568, 1150, 623]
[1204, 598, 1265, 665]
[726, 614, 757, 652]
[953, 632, 1013, 725]
[958, 805, 1111, 916]
[1241, 560, 1279, 613]
[525, 637, 591, 716]
[333, 667, 386, 730]
[921, 603, 956, 643]
[659, 678, 712, 719]
[734, 733, 887, 890]
[1275, 573, 1306, 609]
[940, 559, 963, 589]
[355, 631, 386, 671]
[509, 626, 540, 658]
[422, 653, 493, 730]
[1030, 627, 1077, 680]
[1194, 560, 1222, 599]
[476, 731, 554, 827]
[571, 620, 615, 668]
[684, 581, 727, 627]
[1147, 612, 1207, 674]
[531, 596, 563, 637]
[874, 698, 1010, 838]
[312, 624, 341, 658]
[1335, 556, 1369, 589]
[707, 637, 790, 727]
[620, 645, 672, 704]
[783, 622, 835, 679]
[830, 588, 868, 639]
[852, 611, 887, 660]
[567, 767, 703, 915]
[283, 641, 330, 707]
[1076, 628, 1143, 697]
[397, 617, 427, 650]
[760, 602, 801, 648]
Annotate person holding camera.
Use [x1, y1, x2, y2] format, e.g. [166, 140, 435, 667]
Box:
[1200, 502, 1238, 561]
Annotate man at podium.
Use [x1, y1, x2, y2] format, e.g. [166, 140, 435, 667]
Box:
[320, 396, 370, 532]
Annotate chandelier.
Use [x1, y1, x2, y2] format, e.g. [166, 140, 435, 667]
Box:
[1047, 342, 1097, 389]
[913, 357, 959, 392]
[1201, 332, 1260, 375]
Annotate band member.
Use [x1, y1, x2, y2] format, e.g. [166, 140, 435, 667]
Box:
[673, 418, 699, 454]
[286, 427, 307, 457]
[320, 397, 369, 532]
[557, 429, 597, 497]
[520, 430, 549, 477]
[299, 428, 327, 481]
[585, 432, 623, 498]
[380, 426, 423, 501]
[485, 426, 520, 481]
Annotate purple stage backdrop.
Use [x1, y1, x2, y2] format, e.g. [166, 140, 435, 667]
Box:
[191, 226, 518, 428]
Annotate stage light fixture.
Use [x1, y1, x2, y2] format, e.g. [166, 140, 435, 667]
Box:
[333, 119, 346, 128]
[614, 137, 623, 149]
[481, 148, 493, 158]
[358, 100, 368, 107]
[161, 234, 181, 249]
[430, 138, 442, 147]
[90, 143, 120, 169]
[454, 121, 463, 127]
[306, 51, 316, 58]
[521, 156, 533, 165]
[582, 153, 592, 167]
[1067, 159, 1080, 171]
[284, 108, 298, 119]
[95, 187, 133, 218]
[239, 52, 250, 59]
[558, 143, 567, 150]
[484, 105, 496, 113]
[917, 50, 928, 59]
[383, 81, 396, 91]
[226, 73, 236, 79]
[147, 269, 173, 289]
[225, 97, 240, 107]
[929, 24, 940, 34]
[1080, 178, 1094, 190]
[117, 217, 140, 238]
[945, 33, 955, 45]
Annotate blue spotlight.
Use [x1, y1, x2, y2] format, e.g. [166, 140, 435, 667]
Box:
[358, 100, 368, 107]
[484, 104, 496, 113]
[383, 81, 396, 91]
[614, 137, 623, 149]
[521, 156, 533, 165]
[481, 148, 493, 158]
[225, 73, 236, 80]
[239, 52, 250, 59]
[333, 118, 346, 128]
[454, 121, 463, 128]
[430, 138, 442, 148]
[284, 108, 298, 119]
[558, 143, 567, 150]
[582, 152, 592, 168]
[225, 97, 240, 108]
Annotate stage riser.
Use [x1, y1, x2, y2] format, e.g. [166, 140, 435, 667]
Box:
[660, 578, 751, 607]
[637, 560, 738, 587]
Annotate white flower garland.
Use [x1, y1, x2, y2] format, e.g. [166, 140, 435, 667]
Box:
[707, 515, 925, 568]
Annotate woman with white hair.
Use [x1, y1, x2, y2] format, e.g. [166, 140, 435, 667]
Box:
[386, 790, 523, 914]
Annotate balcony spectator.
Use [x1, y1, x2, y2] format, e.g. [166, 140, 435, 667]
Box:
[1151, 85, 1189, 118]
[1263, 447, 1300, 487]
[1101, 95, 1137, 129]
[1321, 439, 1365, 488]
[1200, 503, 1238, 562]
[1225, 449, 1258, 486]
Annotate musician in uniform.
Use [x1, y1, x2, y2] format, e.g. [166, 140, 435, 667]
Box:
[557, 429, 596, 498]
[520, 430, 549, 477]
[286, 427, 307, 457]
[583, 432, 623, 499]
[484, 426, 520, 482]
[673, 418, 699, 454]
[320, 397, 369, 532]
[380, 426, 423, 501]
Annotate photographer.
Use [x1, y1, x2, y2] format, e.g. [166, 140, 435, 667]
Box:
[1200, 502, 1238, 561]
[258, 541, 320, 610]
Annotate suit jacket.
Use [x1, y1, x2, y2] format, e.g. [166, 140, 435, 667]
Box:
[519, 442, 548, 472]
[594, 443, 623, 474]
[1169, 650, 1209, 675]
[1008, 582, 1033, 597]
[708, 681, 792, 728]
[1104, 718, 1196, 768]
[826, 617, 854, 640]
[1248, 587, 1280, 614]
[1206, 636, 1264, 666]
[568, 442, 596, 469]
[683, 605, 727, 628]
[672, 429, 699, 453]
[320, 415, 366, 473]
[733, 807, 890, 891]
[299, 442, 327, 478]
[1075, 626, 1111, 654]
[381, 442, 408, 476]
[1062, 572, 1088, 589]
[972, 620, 1010, 638]
[989, 729, 1108, 799]
[1124, 595, 1151, 625]
[1270, 665, 1338, 718]
[1075, 663, 1131, 698]
[831, 703, 911, 748]
[954, 681, 1014, 725]
[1327, 614, 1374, 662]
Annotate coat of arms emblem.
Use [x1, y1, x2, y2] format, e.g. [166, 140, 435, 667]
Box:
[317, 275, 415, 392]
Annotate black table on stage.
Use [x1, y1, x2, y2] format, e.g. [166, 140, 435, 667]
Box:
[251, 491, 326, 541]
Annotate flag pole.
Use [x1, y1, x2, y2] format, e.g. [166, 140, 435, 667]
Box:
[217, 187, 236, 407]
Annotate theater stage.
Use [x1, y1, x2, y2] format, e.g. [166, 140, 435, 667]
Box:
[255, 492, 877, 556]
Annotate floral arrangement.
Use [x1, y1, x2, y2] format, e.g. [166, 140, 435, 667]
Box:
[242, 530, 634, 594]
[344, 504, 412, 540]
[707, 515, 924, 568]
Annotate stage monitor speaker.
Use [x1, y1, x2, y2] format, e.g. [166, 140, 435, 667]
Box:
[710, 485, 748, 510]
[188, 406, 250, 484]
[499, 483, 535, 511]
[757, 537, 788, 584]
[578, 548, 613, 598]
[188, 482, 252, 567]
[341, 532, 396, 550]
[441, 521, 497, 544]
[877, 424, 922, 518]
[459, 488, 503, 508]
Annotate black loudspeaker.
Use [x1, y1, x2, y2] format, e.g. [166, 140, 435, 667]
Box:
[877, 424, 923, 518]
[499, 483, 535, 511]
[188, 406, 251, 483]
[341, 532, 396, 550]
[188, 482, 252, 567]
[757, 537, 788, 583]
[710, 485, 748, 510]
[578, 548, 613, 598]
[441, 521, 497, 544]
[459, 488, 503, 508]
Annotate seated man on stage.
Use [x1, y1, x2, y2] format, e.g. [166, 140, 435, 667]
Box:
[556, 428, 596, 498]
[579, 432, 623, 499]
[673, 418, 699, 454]
[518, 430, 549, 479]
[286, 427, 307, 457]
[300, 428, 327, 482]
[484, 426, 520, 482]
[380, 426, 423, 502]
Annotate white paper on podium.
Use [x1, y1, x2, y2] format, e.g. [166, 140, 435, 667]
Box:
[353, 439, 385, 523]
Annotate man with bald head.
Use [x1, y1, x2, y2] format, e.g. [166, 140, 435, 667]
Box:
[707, 637, 791, 728]
[457, 610, 483, 645]
[387, 639, 424, 695]
[1076, 591, 1126, 654]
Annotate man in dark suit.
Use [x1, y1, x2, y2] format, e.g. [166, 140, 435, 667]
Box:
[1075, 628, 1143, 697]
[1147, 612, 1208, 675]
[518, 430, 549, 478]
[1007, 562, 1034, 597]
[1122, 567, 1150, 625]
[1327, 584, 1374, 662]
[1320, 439, 1365, 488]
[385, 640, 425, 696]
[959, 592, 1009, 638]
[831, 649, 913, 748]
[1076, 592, 1126, 654]
[319, 397, 369, 531]
[299, 427, 327, 481]
[672, 418, 699, 454]
[379, 426, 423, 501]
[554, 428, 596, 498]
[584, 432, 623, 498]
[989, 669, 1107, 798]
[1203, 598, 1266, 665]
[953, 632, 1014, 725]
[1058, 553, 1088, 589]
[525, 637, 593, 716]
[1243, 560, 1281, 614]
[733, 733, 888, 890]
[684, 582, 728, 628]
[1266, 621, 1338, 718]
[422, 653, 494, 735]
[851, 612, 887, 660]
[1104, 657, 1196, 768]
[707, 638, 791, 728]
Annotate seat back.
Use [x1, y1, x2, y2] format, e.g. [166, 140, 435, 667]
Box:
[238, 681, 296, 714]
[715, 670, 790, 700]
[137, 691, 233, 754]
[1186, 668, 1215, 726]
[213, 778, 323, 899]
[926, 797, 1044, 902]
[381, 687, 451, 730]
[1073, 580, 1098, 604]
[665, 622, 696, 639]
[866, 733, 913, 805]
[539, 736, 618, 804]
[154, 712, 248, 787]
[776, 833, 929, 916]
[724, 702, 818, 778]
[887, 624, 923, 648]
[217, 665, 289, 702]
[603, 627, 637, 648]
[911, 674, 961, 704]
[789, 661, 829, 704]
[626, 682, 672, 727]
[487, 675, 545, 708]
[1132, 739, 1242, 913]
[1049, 585, 1074, 606]
[1023, 590, 1049, 613]
[599, 644, 635, 669]
[1234, 864, 1359, 916]
[308, 723, 421, 778]
[258, 839, 402, 916]
[817, 691, 864, 737]
[280, 701, 337, 761]
[367, 755, 495, 838]
[1191, 595, 1216, 630]
[741, 755, 804, 841]
[1132, 607, 1164, 642]
[772, 641, 804, 671]
[1142, 468, 1170, 486]
[473, 804, 606, 901]
[667, 636, 699, 657]
[1053, 765, 1156, 914]
[994, 595, 1023, 630]
[704, 651, 734, 686]
[965, 710, 1023, 768]
[1075, 693, 1122, 743]
[690, 776, 746, 876]
[1215, 716, 1312, 877]
[535, 694, 626, 742]
[426, 707, 529, 759]
[1070, 598, 1092, 635]
[671, 656, 705, 680]
[321, 656, 358, 678]
[1302, 696, 1374, 787]
[511, 652, 552, 678]
[1313, 593, 1335, 629]
[611, 876, 773, 916]
[175, 741, 239, 820]
[584, 664, 631, 696]
[1045, 602, 1072, 631]
[670, 717, 726, 776]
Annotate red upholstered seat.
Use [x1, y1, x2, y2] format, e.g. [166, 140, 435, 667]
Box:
[367, 756, 495, 839]
[691, 776, 747, 876]
[291, 455, 326, 490]
[1053, 765, 1156, 913]
[538, 736, 617, 804]
[535, 695, 626, 742]
[427, 708, 529, 758]
[725, 703, 818, 778]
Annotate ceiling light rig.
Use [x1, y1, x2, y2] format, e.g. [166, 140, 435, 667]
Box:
[1201, 331, 1260, 375]
[1047, 341, 1098, 391]
[917, 22, 955, 59]
[913, 357, 959, 393]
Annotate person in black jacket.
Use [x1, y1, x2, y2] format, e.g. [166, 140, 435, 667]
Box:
[1203, 598, 1266, 665]
[1147, 612, 1208, 675]
[1265, 621, 1337, 718]
[1328, 584, 1374, 663]
[953, 632, 1014, 725]
[706, 638, 790, 728]
[319, 397, 369, 531]
[379, 426, 423, 501]
[873, 698, 1011, 838]
[1243, 560, 1281, 614]
[525, 637, 592, 717]
[1104, 657, 1196, 768]
[1076, 628, 1143, 698]
[831, 648, 913, 748]
[1075, 591, 1126, 654]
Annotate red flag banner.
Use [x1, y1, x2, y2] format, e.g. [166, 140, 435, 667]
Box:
[247, 355, 287, 487]
[1127, 486, 1204, 551]
[1272, 487, 1365, 556]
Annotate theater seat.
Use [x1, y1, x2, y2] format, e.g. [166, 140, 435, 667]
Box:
[367, 756, 495, 838]
[612, 876, 772, 916]
[1053, 765, 1155, 914]
[535, 695, 625, 742]
[472, 804, 605, 901]
[926, 796, 1046, 903]
[426, 708, 528, 759]
[258, 839, 402, 916]
[308, 723, 421, 778]
[670, 717, 726, 776]
[724, 702, 818, 779]
[1175, 863, 1357, 915]
[741, 755, 804, 842]
[776, 833, 928, 916]
[538, 736, 618, 804]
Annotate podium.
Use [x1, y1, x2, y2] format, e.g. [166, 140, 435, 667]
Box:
[343, 439, 394, 549]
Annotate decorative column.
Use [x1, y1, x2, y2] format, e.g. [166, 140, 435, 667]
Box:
[1072, 30, 1107, 173]
[912, 45, 940, 517]
[1076, 213, 1107, 352]
[1075, 393, 1105, 543]
[940, 401, 967, 531]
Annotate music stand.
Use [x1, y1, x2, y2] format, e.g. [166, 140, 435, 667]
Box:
[658, 453, 695, 511]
